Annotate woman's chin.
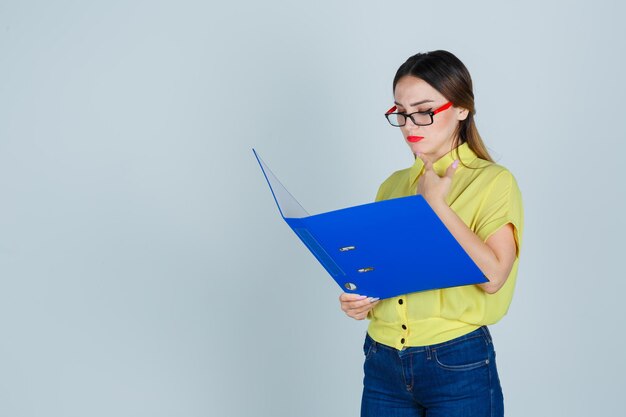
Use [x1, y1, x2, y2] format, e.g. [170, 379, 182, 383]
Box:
[408, 143, 426, 155]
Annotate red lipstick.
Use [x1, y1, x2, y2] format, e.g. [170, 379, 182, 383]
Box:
[407, 136, 424, 143]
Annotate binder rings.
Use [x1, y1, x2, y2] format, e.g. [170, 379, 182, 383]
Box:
[253, 149, 487, 299]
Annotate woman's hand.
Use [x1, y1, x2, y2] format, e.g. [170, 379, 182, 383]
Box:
[416, 153, 459, 206]
[339, 293, 379, 320]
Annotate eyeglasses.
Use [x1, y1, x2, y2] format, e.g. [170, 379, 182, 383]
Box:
[384, 101, 453, 127]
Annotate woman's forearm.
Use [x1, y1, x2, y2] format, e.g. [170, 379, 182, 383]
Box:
[428, 200, 512, 294]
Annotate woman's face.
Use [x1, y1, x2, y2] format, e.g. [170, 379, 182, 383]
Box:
[393, 76, 468, 160]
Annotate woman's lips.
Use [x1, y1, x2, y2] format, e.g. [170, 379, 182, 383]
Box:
[407, 136, 424, 143]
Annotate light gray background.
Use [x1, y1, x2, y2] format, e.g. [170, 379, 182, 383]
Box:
[1, 1, 624, 416]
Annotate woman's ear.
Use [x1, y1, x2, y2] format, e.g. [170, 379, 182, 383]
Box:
[457, 107, 470, 121]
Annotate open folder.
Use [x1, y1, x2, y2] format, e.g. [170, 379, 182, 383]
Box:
[253, 149, 487, 300]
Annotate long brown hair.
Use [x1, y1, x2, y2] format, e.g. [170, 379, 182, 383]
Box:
[393, 50, 493, 163]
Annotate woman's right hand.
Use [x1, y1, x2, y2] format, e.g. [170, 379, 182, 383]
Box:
[339, 293, 380, 320]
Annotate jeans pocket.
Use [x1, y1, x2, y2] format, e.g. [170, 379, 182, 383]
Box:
[433, 335, 490, 371]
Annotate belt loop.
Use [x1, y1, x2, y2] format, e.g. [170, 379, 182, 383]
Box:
[425, 346, 432, 360]
[481, 326, 493, 344]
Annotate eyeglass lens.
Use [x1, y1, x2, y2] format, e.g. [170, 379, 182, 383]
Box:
[387, 112, 432, 126]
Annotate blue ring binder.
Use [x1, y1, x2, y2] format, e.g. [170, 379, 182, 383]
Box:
[253, 149, 487, 299]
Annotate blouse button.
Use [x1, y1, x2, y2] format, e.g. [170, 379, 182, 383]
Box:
[402, 324, 407, 330]
[398, 299, 404, 305]
[401, 338, 405, 344]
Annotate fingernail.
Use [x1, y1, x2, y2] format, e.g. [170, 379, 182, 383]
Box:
[369, 297, 380, 303]
[452, 160, 459, 168]
[356, 295, 367, 299]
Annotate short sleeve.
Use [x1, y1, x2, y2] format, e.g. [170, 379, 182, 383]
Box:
[374, 182, 386, 202]
[475, 171, 524, 257]
[374, 172, 395, 202]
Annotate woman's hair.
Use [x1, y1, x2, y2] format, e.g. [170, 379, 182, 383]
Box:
[393, 50, 493, 163]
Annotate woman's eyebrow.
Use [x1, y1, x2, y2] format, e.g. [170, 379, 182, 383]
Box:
[393, 99, 434, 107]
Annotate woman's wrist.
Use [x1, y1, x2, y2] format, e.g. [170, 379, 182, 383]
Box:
[425, 197, 448, 213]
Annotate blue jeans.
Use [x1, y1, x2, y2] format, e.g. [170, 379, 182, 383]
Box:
[361, 326, 504, 417]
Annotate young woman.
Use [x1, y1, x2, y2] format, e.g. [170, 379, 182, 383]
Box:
[339, 50, 523, 417]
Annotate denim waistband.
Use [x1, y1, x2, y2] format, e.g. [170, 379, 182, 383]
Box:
[366, 325, 493, 354]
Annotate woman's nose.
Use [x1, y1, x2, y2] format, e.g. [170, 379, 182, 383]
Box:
[406, 116, 421, 129]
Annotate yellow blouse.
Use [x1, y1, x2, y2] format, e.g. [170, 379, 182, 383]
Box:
[367, 142, 524, 348]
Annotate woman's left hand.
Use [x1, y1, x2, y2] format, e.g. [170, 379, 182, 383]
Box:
[416, 154, 459, 206]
